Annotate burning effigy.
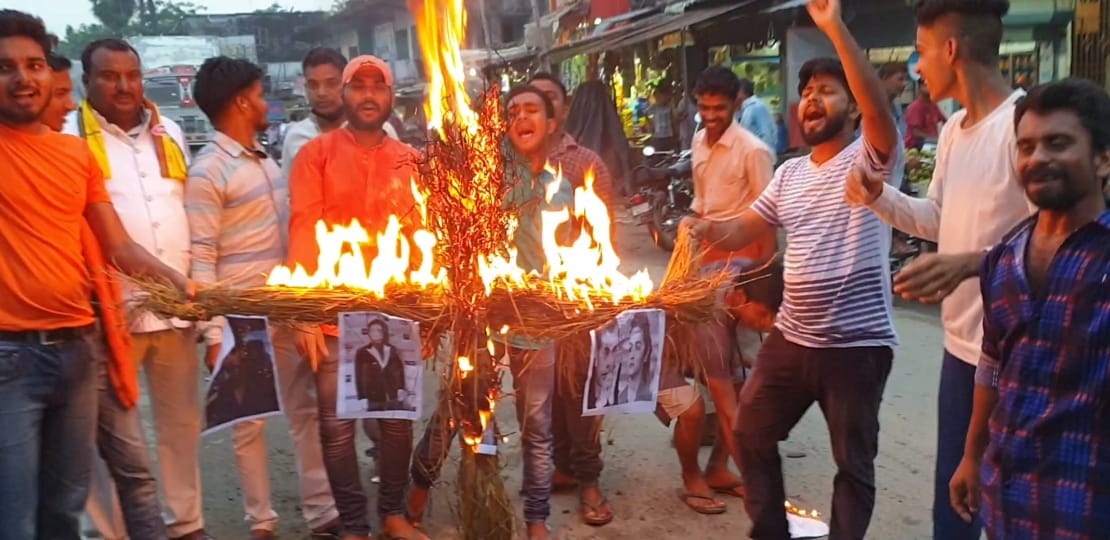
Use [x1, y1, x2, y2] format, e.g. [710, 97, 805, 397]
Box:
[128, 0, 729, 537]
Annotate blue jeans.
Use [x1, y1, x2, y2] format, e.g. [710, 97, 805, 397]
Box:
[411, 346, 555, 523]
[0, 333, 99, 540]
[510, 347, 556, 524]
[90, 342, 166, 540]
[934, 351, 982, 540]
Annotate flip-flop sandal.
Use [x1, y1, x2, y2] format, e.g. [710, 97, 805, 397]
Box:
[710, 481, 746, 499]
[677, 490, 727, 515]
[579, 494, 614, 526]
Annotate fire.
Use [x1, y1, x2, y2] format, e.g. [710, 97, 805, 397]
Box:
[266, 198, 447, 295]
[411, 0, 477, 134]
[785, 500, 822, 519]
[538, 167, 654, 307]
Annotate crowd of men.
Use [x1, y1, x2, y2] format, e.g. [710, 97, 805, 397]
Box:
[0, 0, 1107, 539]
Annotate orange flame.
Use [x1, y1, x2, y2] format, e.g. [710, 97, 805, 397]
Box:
[411, 0, 477, 135]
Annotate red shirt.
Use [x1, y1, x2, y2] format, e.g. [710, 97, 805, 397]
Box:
[288, 128, 421, 272]
[905, 96, 946, 148]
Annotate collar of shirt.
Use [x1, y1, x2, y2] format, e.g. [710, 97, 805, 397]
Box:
[91, 107, 152, 141]
[550, 132, 578, 156]
[213, 130, 268, 159]
[695, 120, 743, 154]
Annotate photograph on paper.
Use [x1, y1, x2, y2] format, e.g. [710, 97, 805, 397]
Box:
[337, 311, 423, 420]
[204, 315, 282, 435]
[583, 309, 665, 416]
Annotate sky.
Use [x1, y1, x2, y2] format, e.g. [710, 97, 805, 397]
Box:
[4, 0, 337, 35]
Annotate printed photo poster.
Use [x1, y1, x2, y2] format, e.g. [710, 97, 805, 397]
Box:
[582, 309, 665, 416]
[203, 316, 282, 435]
[337, 311, 423, 421]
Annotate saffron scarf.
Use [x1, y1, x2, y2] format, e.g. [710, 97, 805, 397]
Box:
[76, 99, 189, 181]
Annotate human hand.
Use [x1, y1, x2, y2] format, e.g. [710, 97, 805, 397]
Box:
[948, 455, 981, 523]
[844, 161, 886, 206]
[893, 252, 981, 303]
[295, 325, 328, 372]
[680, 216, 711, 243]
[204, 344, 220, 372]
[806, 0, 843, 32]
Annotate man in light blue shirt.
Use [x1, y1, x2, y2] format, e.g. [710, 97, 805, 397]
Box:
[736, 78, 777, 151]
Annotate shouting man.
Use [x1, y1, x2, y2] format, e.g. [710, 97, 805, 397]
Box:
[684, 0, 902, 537]
[288, 55, 424, 540]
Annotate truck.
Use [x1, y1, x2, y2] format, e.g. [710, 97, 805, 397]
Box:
[128, 35, 258, 151]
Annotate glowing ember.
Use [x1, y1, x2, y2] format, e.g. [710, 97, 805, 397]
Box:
[785, 500, 822, 519]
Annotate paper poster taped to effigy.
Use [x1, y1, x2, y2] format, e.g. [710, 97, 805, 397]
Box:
[583, 309, 665, 416]
[337, 311, 423, 421]
[203, 316, 282, 435]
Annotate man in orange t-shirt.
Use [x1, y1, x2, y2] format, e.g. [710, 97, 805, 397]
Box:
[0, 11, 191, 539]
[287, 55, 425, 540]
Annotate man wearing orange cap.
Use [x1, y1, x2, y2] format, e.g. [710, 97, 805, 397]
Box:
[288, 55, 426, 540]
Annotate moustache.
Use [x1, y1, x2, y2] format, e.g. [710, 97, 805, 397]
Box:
[1023, 164, 1067, 184]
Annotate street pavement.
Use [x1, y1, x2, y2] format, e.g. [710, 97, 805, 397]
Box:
[125, 220, 943, 539]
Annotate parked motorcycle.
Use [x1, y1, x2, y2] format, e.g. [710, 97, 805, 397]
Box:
[628, 146, 694, 251]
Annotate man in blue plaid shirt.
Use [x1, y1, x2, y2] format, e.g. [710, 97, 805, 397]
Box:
[950, 79, 1110, 539]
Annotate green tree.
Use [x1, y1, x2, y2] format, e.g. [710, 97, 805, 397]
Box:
[90, 0, 136, 35]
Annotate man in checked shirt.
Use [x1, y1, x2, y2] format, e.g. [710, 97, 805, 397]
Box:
[949, 79, 1110, 538]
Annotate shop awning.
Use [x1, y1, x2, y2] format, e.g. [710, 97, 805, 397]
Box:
[543, 9, 667, 63]
[544, 0, 770, 61]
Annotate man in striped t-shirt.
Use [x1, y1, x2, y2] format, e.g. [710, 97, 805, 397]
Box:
[685, 0, 902, 538]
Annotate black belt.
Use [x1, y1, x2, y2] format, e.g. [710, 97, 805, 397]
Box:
[0, 324, 95, 346]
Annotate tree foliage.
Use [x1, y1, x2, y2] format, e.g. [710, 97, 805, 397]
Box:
[56, 0, 205, 58]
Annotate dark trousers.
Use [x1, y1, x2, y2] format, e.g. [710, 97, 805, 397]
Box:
[318, 338, 412, 537]
[552, 355, 603, 485]
[933, 351, 982, 540]
[0, 332, 98, 540]
[735, 330, 892, 540]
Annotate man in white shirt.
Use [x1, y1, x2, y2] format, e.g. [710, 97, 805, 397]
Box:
[65, 38, 208, 540]
[282, 47, 398, 175]
[685, 0, 902, 536]
[844, 2, 1032, 539]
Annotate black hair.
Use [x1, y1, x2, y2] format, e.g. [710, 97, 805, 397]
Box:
[694, 65, 741, 100]
[302, 46, 347, 73]
[737, 78, 756, 97]
[1015, 78, 1110, 153]
[0, 9, 53, 56]
[81, 38, 139, 75]
[506, 84, 556, 119]
[797, 57, 852, 101]
[915, 0, 1009, 66]
[366, 318, 390, 344]
[194, 55, 265, 122]
[878, 62, 909, 80]
[528, 72, 568, 98]
[48, 53, 71, 72]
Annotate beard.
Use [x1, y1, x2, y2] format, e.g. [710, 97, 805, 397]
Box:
[312, 106, 344, 123]
[800, 112, 849, 146]
[1023, 165, 1084, 211]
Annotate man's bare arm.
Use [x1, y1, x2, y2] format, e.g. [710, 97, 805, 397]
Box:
[686, 209, 775, 252]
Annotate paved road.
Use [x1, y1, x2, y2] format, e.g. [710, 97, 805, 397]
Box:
[123, 220, 944, 539]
